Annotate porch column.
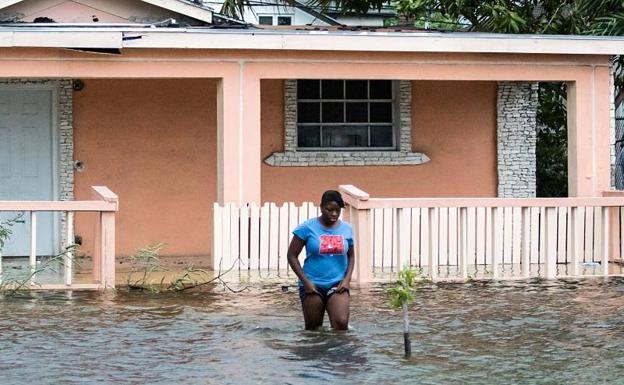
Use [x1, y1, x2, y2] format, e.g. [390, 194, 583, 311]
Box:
[216, 69, 262, 205]
[567, 66, 612, 196]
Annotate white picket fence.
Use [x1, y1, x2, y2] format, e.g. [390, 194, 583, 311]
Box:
[369, 206, 622, 277]
[213, 202, 319, 274]
[213, 188, 624, 281]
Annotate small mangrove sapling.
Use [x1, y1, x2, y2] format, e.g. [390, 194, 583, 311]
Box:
[387, 267, 420, 357]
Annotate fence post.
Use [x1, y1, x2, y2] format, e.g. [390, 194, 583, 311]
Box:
[91, 186, 118, 290]
[339, 185, 372, 284]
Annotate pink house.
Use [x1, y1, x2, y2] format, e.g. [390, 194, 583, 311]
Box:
[0, 0, 619, 271]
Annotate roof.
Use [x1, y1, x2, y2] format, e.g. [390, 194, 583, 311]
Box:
[0, 0, 216, 24]
[0, 25, 623, 55]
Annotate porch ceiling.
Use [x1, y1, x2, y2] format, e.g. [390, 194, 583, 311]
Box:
[0, 26, 623, 55]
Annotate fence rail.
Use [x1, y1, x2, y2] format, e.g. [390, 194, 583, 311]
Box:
[0, 186, 118, 290]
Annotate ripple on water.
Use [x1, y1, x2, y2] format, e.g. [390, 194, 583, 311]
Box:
[1, 278, 624, 384]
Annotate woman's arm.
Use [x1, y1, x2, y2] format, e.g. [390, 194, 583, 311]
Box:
[287, 235, 318, 294]
[336, 246, 355, 293]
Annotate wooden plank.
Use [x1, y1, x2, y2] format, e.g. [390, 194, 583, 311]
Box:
[65, 211, 74, 286]
[354, 208, 373, 283]
[382, 208, 393, 271]
[230, 204, 240, 270]
[259, 203, 270, 271]
[0, 201, 117, 212]
[420, 207, 430, 267]
[287, 202, 298, 275]
[521, 207, 530, 278]
[299, 202, 308, 224]
[410, 208, 421, 268]
[467, 207, 476, 268]
[539, 207, 546, 265]
[268, 203, 279, 269]
[212, 203, 223, 270]
[373, 208, 383, 268]
[511, 207, 522, 269]
[594, 207, 603, 263]
[566, 207, 572, 269]
[100, 211, 116, 289]
[30, 211, 37, 284]
[476, 207, 486, 266]
[448, 207, 458, 267]
[397, 208, 410, 270]
[530, 207, 540, 265]
[584, 206, 594, 263]
[249, 204, 260, 270]
[491, 207, 503, 278]
[621, 207, 624, 260]
[556, 207, 567, 264]
[602, 207, 610, 276]
[570, 207, 582, 276]
[429, 208, 439, 279]
[221, 203, 232, 270]
[278, 204, 289, 274]
[503, 207, 512, 265]
[391, 208, 398, 272]
[308, 202, 317, 220]
[438, 208, 448, 268]
[459, 207, 468, 279]
[484, 207, 492, 268]
[239, 205, 250, 271]
[544, 207, 557, 279]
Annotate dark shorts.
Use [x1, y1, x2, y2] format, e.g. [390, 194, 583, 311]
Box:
[299, 285, 350, 304]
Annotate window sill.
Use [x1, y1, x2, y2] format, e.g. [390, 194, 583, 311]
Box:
[264, 151, 431, 167]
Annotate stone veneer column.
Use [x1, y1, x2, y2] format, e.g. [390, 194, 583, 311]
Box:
[497, 82, 539, 198]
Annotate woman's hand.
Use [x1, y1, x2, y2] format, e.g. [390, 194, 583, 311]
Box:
[336, 278, 350, 293]
[303, 280, 320, 295]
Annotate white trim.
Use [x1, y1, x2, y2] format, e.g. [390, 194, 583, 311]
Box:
[0, 27, 623, 54]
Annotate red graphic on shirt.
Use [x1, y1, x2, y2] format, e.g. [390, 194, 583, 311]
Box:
[319, 235, 345, 255]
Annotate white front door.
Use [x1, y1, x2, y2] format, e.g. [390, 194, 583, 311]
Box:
[0, 90, 55, 256]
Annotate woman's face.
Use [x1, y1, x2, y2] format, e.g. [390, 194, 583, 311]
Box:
[320, 201, 341, 224]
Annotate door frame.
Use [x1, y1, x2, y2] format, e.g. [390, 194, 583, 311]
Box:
[0, 82, 61, 254]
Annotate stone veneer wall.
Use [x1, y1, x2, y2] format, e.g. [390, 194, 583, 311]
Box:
[0, 79, 74, 247]
[265, 80, 430, 166]
[497, 82, 539, 198]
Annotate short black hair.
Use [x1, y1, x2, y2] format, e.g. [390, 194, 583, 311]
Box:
[320, 190, 345, 208]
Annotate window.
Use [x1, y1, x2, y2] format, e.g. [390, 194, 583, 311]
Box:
[258, 15, 293, 26]
[258, 16, 273, 25]
[296, 80, 395, 149]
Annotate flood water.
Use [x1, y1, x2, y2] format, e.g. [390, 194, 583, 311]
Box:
[1, 278, 623, 384]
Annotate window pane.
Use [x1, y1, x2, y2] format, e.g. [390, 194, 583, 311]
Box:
[346, 80, 367, 99]
[370, 125, 393, 147]
[345, 102, 368, 123]
[298, 102, 320, 123]
[297, 80, 320, 99]
[322, 125, 367, 147]
[370, 102, 392, 123]
[370, 80, 392, 99]
[322, 80, 343, 99]
[298, 125, 321, 147]
[277, 16, 292, 25]
[322, 102, 344, 123]
[258, 16, 273, 25]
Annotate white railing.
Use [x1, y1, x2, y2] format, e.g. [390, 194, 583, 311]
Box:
[212, 187, 624, 283]
[341, 185, 624, 283]
[213, 202, 319, 274]
[0, 186, 118, 290]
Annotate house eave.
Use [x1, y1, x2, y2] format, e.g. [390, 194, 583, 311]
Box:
[1, 27, 624, 55]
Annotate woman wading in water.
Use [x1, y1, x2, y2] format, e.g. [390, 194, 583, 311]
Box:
[287, 190, 355, 330]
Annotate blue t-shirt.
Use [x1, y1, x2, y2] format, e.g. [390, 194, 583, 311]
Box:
[293, 218, 354, 289]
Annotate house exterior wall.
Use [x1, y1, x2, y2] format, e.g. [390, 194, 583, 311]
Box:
[261, 79, 498, 204]
[73, 79, 217, 257]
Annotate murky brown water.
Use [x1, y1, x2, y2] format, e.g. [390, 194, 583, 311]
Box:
[1, 278, 623, 384]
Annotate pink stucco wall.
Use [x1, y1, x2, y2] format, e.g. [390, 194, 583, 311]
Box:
[74, 79, 217, 258]
[261, 80, 498, 204]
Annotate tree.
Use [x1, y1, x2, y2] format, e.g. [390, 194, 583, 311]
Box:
[387, 267, 421, 357]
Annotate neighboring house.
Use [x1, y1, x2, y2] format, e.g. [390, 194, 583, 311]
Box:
[201, 0, 393, 26]
[0, 0, 617, 265]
